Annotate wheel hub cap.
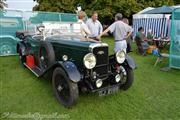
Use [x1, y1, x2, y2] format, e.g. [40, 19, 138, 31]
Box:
[40, 56, 44, 61]
[0, 45, 11, 54]
[57, 85, 63, 92]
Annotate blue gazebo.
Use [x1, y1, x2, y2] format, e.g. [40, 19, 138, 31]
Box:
[143, 5, 174, 14]
[133, 6, 174, 38]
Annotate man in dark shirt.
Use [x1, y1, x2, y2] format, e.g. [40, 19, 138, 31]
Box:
[135, 27, 149, 56]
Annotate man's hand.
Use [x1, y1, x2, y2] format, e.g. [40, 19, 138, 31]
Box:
[96, 35, 101, 41]
[96, 28, 110, 41]
[124, 35, 128, 40]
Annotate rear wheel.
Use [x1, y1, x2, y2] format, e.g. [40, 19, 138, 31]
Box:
[52, 67, 79, 108]
[38, 41, 55, 70]
[119, 65, 134, 90]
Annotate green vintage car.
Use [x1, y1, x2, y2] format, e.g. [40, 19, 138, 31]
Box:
[17, 22, 136, 108]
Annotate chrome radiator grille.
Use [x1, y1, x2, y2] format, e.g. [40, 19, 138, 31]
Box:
[93, 46, 109, 76]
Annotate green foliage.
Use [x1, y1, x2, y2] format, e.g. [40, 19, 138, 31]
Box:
[33, 0, 175, 24]
[0, 0, 7, 9]
[33, 0, 76, 12]
[173, 0, 180, 4]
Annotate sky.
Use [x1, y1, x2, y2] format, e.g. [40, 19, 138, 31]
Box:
[6, 0, 37, 11]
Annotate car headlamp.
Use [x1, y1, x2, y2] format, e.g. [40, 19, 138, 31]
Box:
[83, 53, 96, 69]
[116, 50, 126, 64]
[115, 74, 121, 83]
[96, 79, 103, 88]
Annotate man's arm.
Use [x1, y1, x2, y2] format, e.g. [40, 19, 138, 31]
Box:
[82, 23, 91, 35]
[126, 31, 133, 39]
[97, 22, 115, 40]
[97, 28, 110, 40]
[99, 22, 103, 34]
[84, 25, 91, 35]
[125, 25, 133, 40]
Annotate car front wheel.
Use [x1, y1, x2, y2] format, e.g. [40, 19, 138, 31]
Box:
[52, 67, 79, 108]
[119, 65, 134, 90]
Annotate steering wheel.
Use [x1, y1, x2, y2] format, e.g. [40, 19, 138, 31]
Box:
[36, 25, 45, 34]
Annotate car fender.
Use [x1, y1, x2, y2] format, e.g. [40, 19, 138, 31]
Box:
[57, 61, 81, 83]
[17, 42, 26, 56]
[125, 55, 137, 69]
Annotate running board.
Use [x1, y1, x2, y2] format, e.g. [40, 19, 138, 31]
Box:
[24, 63, 44, 77]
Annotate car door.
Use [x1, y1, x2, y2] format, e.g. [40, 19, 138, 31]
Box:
[26, 36, 42, 67]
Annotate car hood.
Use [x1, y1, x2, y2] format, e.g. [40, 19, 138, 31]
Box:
[46, 35, 104, 49]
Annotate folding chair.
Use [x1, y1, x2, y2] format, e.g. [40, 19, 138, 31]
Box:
[154, 53, 169, 67]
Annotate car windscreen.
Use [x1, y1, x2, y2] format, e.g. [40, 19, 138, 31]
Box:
[43, 22, 81, 37]
[23, 11, 78, 35]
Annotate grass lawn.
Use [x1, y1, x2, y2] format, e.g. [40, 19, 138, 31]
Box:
[0, 37, 180, 120]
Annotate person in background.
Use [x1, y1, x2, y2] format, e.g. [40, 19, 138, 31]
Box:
[147, 29, 154, 45]
[123, 18, 133, 53]
[86, 11, 103, 41]
[77, 11, 91, 37]
[135, 27, 149, 56]
[97, 13, 133, 53]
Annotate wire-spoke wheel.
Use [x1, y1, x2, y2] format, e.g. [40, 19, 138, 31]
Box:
[52, 67, 79, 108]
[38, 41, 55, 70]
[119, 65, 134, 90]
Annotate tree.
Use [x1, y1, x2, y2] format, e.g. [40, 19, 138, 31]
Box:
[33, 0, 76, 12]
[173, 0, 180, 4]
[0, 0, 7, 9]
[33, 0, 175, 25]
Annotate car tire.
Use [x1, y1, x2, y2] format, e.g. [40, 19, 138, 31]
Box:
[38, 41, 55, 70]
[52, 67, 79, 108]
[0, 42, 13, 55]
[120, 65, 134, 90]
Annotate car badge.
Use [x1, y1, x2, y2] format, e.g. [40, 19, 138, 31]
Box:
[97, 51, 104, 55]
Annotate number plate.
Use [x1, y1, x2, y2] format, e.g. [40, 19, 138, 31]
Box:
[98, 85, 119, 96]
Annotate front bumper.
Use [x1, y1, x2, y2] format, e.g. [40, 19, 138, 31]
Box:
[92, 83, 121, 96]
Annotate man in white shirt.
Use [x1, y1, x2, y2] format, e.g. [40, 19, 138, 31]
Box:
[97, 13, 133, 53]
[86, 11, 103, 40]
[77, 11, 91, 37]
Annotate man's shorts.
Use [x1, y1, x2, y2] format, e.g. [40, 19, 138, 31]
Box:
[114, 40, 127, 53]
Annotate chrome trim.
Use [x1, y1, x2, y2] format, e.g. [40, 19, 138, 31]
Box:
[62, 55, 68, 61]
[97, 50, 105, 55]
[89, 42, 108, 51]
[83, 53, 97, 69]
[116, 50, 126, 64]
[24, 63, 40, 77]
